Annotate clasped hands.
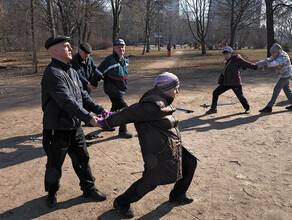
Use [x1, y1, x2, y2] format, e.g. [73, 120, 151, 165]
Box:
[89, 110, 113, 127]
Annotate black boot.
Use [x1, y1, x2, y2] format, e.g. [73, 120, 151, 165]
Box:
[285, 105, 292, 111]
[46, 191, 57, 208]
[83, 189, 107, 201]
[206, 108, 217, 114]
[259, 106, 272, 113]
[169, 193, 194, 204]
[113, 197, 134, 218]
[118, 125, 133, 139]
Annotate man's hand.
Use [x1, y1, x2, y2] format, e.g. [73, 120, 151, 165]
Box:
[87, 83, 97, 90]
[89, 116, 99, 127]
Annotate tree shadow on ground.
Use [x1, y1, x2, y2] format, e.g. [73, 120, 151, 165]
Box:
[0, 195, 101, 220]
[97, 202, 181, 220]
[0, 133, 44, 169]
[179, 110, 289, 133]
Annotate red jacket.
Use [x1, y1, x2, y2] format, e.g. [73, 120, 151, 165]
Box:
[222, 54, 258, 86]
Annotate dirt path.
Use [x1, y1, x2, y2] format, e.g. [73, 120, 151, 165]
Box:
[0, 50, 291, 220]
[142, 50, 184, 70]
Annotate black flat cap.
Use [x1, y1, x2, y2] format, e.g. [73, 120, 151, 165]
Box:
[79, 43, 92, 54]
[45, 35, 70, 50]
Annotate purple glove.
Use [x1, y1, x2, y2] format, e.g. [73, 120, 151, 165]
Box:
[97, 111, 114, 119]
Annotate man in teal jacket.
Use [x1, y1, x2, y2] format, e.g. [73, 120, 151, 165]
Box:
[92, 39, 133, 138]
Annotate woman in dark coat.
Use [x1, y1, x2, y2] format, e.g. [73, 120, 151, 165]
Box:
[98, 72, 197, 218]
[206, 46, 258, 114]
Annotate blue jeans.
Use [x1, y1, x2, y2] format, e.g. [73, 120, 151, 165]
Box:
[267, 77, 292, 107]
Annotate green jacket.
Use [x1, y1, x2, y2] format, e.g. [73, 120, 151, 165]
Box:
[93, 52, 129, 98]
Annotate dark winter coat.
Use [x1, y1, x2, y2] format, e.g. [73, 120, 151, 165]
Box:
[92, 52, 129, 98]
[103, 88, 195, 185]
[41, 58, 105, 130]
[221, 54, 258, 86]
[70, 53, 98, 94]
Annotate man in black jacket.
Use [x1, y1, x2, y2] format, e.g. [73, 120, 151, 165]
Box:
[41, 36, 108, 208]
[70, 43, 98, 95]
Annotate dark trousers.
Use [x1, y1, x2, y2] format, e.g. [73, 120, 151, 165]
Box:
[117, 148, 197, 207]
[211, 85, 249, 111]
[109, 97, 128, 132]
[42, 127, 96, 193]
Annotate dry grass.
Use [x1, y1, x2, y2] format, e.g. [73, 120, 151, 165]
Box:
[0, 47, 291, 82]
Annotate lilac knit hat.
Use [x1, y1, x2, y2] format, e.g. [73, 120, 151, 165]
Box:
[154, 72, 179, 91]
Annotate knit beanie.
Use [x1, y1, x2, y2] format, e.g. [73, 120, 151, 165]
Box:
[154, 72, 179, 91]
[270, 43, 282, 53]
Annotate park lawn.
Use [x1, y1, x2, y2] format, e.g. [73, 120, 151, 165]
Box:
[0, 47, 291, 84]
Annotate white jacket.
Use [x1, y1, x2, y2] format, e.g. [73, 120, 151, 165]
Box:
[256, 50, 292, 78]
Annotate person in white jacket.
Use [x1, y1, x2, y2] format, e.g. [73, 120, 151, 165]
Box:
[256, 43, 292, 112]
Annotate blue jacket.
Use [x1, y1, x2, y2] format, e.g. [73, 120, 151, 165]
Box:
[93, 52, 129, 98]
[41, 58, 105, 130]
[70, 53, 98, 94]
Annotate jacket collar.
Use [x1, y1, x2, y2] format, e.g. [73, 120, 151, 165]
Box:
[77, 53, 88, 65]
[52, 58, 72, 71]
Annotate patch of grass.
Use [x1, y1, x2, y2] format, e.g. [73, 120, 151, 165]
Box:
[0, 48, 291, 81]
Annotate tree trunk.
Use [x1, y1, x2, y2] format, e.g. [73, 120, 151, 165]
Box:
[146, 34, 150, 52]
[111, 0, 122, 45]
[230, 28, 236, 48]
[47, 0, 56, 36]
[31, 0, 38, 73]
[201, 38, 206, 55]
[265, 0, 275, 57]
[229, 0, 235, 48]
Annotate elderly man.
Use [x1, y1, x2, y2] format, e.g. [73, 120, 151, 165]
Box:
[70, 42, 98, 95]
[92, 39, 132, 138]
[41, 36, 108, 208]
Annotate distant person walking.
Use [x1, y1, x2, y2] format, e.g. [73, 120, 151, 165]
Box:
[206, 46, 258, 114]
[167, 43, 172, 56]
[256, 43, 292, 113]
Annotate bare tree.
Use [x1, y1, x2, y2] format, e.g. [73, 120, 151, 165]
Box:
[75, 0, 105, 44]
[111, 0, 123, 44]
[31, 0, 38, 73]
[277, 9, 292, 46]
[265, 0, 292, 57]
[181, 0, 213, 55]
[141, 0, 157, 54]
[214, 0, 261, 48]
[47, 0, 56, 36]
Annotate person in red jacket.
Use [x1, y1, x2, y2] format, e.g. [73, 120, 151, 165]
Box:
[206, 46, 258, 114]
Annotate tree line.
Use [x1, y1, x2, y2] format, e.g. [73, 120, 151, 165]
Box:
[0, 0, 291, 72]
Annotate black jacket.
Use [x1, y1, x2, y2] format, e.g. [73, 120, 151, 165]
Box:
[41, 58, 105, 130]
[222, 54, 258, 86]
[70, 53, 98, 94]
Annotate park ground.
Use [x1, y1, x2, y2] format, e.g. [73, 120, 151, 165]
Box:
[0, 47, 291, 220]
